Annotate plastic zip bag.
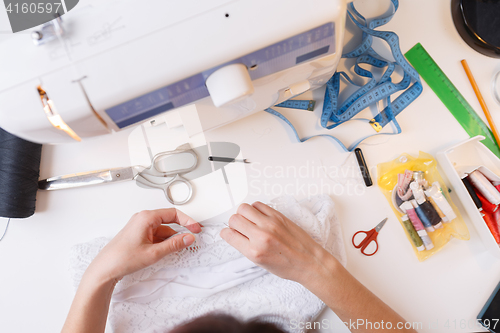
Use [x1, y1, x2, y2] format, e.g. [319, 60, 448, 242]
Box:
[377, 152, 470, 261]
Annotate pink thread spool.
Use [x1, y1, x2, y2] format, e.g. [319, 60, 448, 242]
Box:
[404, 200, 434, 232]
[401, 201, 434, 250]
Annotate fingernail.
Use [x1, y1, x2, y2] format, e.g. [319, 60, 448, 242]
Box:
[183, 234, 195, 246]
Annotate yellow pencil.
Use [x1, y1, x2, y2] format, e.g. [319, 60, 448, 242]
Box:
[461, 59, 500, 147]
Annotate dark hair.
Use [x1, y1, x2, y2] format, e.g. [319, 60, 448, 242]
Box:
[169, 313, 286, 333]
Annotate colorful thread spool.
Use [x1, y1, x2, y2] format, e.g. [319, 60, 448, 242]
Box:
[462, 177, 482, 208]
[409, 200, 435, 232]
[401, 215, 425, 251]
[410, 181, 426, 203]
[482, 211, 500, 244]
[425, 182, 457, 222]
[406, 200, 434, 233]
[417, 230, 434, 250]
[475, 190, 498, 214]
[410, 183, 443, 229]
[401, 201, 434, 250]
[410, 177, 443, 229]
[492, 209, 500, 244]
[415, 201, 443, 229]
[427, 196, 447, 221]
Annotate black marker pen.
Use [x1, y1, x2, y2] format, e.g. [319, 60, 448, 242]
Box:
[354, 148, 373, 187]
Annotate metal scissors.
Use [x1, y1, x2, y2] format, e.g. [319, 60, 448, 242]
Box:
[39, 143, 198, 205]
[352, 218, 387, 256]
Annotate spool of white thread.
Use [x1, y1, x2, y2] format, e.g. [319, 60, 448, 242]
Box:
[468, 170, 500, 205]
[424, 183, 457, 222]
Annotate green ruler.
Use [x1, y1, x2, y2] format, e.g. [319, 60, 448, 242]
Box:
[405, 43, 500, 158]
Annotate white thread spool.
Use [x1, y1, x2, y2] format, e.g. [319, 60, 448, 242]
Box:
[410, 181, 426, 204]
[468, 170, 500, 205]
[424, 183, 457, 222]
[206, 64, 254, 107]
[417, 229, 434, 251]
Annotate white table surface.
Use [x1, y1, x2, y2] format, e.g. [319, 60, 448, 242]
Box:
[2, 0, 500, 332]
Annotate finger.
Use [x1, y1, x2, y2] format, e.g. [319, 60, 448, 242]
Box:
[236, 203, 267, 225]
[184, 224, 203, 233]
[153, 235, 167, 243]
[155, 225, 178, 239]
[153, 233, 195, 258]
[220, 228, 250, 255]
[228, 214, 258, 238]
[251, 201, 278, 217]
[147, 209, 202, 233]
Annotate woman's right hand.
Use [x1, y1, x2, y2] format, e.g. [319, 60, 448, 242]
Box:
[220, 202, 338, 286]
[221, 203, 418, 333]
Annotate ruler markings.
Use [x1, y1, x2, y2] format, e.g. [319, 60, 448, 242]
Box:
[405, 43, 500, 157]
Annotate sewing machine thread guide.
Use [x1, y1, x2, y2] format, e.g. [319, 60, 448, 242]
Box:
[405, 43, 500, 158]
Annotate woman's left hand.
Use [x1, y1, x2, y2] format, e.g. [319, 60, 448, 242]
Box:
[87, 209, 202, 283]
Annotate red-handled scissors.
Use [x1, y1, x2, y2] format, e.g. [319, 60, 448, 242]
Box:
[352, 218, 387, 256]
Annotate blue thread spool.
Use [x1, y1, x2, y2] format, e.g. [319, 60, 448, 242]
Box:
[415, 200, 443, 230]
[410, 200, 434, 232]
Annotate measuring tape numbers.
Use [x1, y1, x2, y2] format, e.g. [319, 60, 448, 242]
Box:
[275, 100, 316, 111]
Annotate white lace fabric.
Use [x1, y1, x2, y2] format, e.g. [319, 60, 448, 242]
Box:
[69, 195, 346, 333]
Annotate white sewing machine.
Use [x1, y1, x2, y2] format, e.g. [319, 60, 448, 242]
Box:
[0, 0, 348, 144]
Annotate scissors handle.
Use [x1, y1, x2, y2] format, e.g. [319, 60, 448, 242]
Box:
[146, 147, 198, 177]
[163, 175, 193, 205]
[352, 229, 379, 256]
[136, 174, 193, 205]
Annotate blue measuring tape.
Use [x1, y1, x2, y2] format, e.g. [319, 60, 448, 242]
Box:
[275, 100, 316, 111]
[266, 0, 422, 151]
